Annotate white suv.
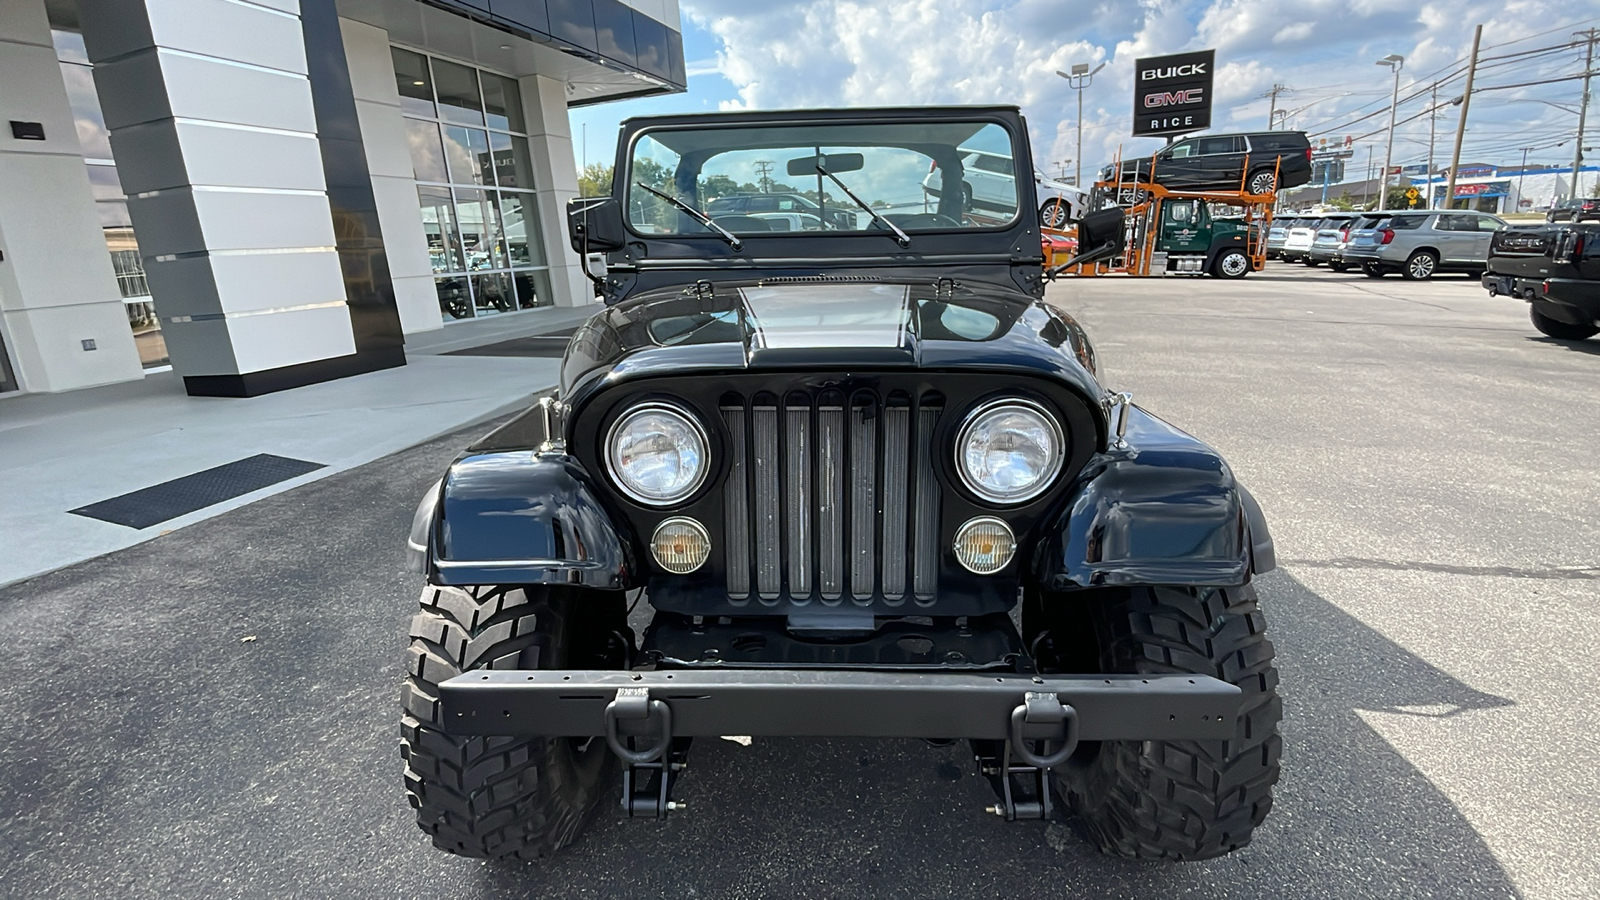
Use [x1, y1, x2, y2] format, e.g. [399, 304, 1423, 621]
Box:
[923, 149, 1086, 227]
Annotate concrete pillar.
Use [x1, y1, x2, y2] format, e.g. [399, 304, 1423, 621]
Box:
[0, 0, 144, 393]
[520, 74, 594, 308]
[338, 16, 440, 336]
[76, 0, 404, 397]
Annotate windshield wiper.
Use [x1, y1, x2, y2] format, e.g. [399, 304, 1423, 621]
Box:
[635, 182, 742, 250]
[815, 164, 911, 248]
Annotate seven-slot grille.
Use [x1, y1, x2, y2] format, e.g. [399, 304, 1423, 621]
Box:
[722, 390, 941, 606]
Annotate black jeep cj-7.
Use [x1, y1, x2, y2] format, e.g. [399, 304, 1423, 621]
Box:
[401, 106, 1281, 861]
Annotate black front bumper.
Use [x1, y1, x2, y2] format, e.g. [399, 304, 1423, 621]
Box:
[437, 669, 1241, 742]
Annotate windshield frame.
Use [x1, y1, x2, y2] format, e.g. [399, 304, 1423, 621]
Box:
[618, 112, 1029, 243]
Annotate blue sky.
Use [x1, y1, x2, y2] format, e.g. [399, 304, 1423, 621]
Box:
[572, 1, 1600, 183]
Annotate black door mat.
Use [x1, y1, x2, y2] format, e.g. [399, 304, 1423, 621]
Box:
[445, 327, 579, 358]
[69, 454, 326, 530]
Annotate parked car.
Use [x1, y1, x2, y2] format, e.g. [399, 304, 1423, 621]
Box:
[1483, 222, 1600, 340]
[1280, 216, 1321, 263]
[706, 192, 855, 231]
[1305, 213, 1360, 268]
[1098, 131, 1313, 194]
[922, 149, 1086, 227]
[1342, 210, 1507, 279]
[1265, 216, 1294, 259]
[408, 106, 1282, 864]
[1546, 197, 1600, 223]
[750, 211, 827, 232]
[1036, 172, 1089, 228]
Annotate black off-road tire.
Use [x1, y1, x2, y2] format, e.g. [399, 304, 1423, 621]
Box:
[402, 584, 629, 859]
[1027, 585, 1281, 860]
[1530, 306, 1599, 340]
[1363, 263, 1385, 278]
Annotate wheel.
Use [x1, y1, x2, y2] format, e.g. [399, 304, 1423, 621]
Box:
[1329, 261, 1348, 273]
[1303, 257, 1319, 267]
[961, 184, 974, 214]
[1363, 263, 1385, 278]
[1026, 585, 1281, 860]
[1530, 306, 1599, 340]
[1246, 169, 1277, 195]
[1402, 250, 1438, 280]
[1213, 249, 1250, 279]
[1040, 201, 1069, 229]
[402, 584, 630, 859]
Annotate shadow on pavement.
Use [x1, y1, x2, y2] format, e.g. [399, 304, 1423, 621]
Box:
[1524, 334, 1600, 356]
[0, 424, 1523, 899]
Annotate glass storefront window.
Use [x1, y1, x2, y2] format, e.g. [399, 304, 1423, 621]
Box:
[391, 48, 436, 119]
[405, 119, 448, 183]
[498, 193, 541, 267]
[442, 126, 491, 186]
[431, 58, 485, 126]
[398, 46, 550, 322]
[417, 185, 464, 273]
[481, 73, 525, 132]
[488, 132, 535, 190]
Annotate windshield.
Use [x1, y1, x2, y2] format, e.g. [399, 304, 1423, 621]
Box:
[626, 119, 1020, 236]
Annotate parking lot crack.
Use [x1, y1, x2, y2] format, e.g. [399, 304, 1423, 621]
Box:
[1282, 557, 1600, 580]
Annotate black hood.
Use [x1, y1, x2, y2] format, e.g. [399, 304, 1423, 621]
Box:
[559, 279, 1105, 412]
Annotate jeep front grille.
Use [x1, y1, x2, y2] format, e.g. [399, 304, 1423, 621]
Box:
[722, 391, 941, 605]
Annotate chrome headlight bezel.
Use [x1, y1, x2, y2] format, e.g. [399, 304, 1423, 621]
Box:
[604, 401, 711, 506]
[954, 397, 1065, 505]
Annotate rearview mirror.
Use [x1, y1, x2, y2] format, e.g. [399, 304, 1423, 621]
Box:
[567, 197, 626, 254]
[786, 152, 864, 177]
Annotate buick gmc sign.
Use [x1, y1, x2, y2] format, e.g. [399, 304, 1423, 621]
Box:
[1133, 49, 1215, 137]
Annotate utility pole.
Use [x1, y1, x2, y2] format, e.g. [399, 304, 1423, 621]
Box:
[1056, 62, 1105, 186]
[1571, 28, 1598, 201]
[753, 160, 774, 193]
[1446, 24, 1484, 211]
[1260, 84, 1291, 129]
[1377, 54, 1404, 204]
[1516, 146, 1536, 212]
[1427, 83, 1438, 208]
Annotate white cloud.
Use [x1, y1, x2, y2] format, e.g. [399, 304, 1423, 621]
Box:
[678, 0, 1595, 183]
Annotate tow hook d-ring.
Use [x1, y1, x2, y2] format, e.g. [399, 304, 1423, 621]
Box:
[604, 687, 674, 765]
[1008, 692, 1079, 769]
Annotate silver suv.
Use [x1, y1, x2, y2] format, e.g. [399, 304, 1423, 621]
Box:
[1343, 210, 1507, 280]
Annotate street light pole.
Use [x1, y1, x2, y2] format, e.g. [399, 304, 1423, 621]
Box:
[1056, 62, 1106, 186]
[1377, 54, 1405, 206]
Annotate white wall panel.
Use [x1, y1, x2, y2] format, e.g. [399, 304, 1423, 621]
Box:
[339, 16, 403, 107]
[190, 189, 337, 251]
[146, 0, 310, 74]
[227, 303, 356, 373]
[156, 50, 318, 133]
[0, 153, 129, 314]
[353, 99, 414, 179]
[0, 43, 85, 158]
[210, 250, 344, 315]
[391, 273, 442, 335]
[0, 303, 144, 392]
[368, 174, 431, 279]
[175, 120, 327, 191]
[155, 316, 238, 375]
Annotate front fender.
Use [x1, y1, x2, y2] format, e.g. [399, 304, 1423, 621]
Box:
[1034, 406, 1274, 590]
[406, 451, 636, 589]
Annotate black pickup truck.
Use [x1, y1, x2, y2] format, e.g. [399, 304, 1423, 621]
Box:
[1483, 223, 1600, 340]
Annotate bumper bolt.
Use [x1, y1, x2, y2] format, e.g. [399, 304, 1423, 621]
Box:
[985, 805, 1005, 816]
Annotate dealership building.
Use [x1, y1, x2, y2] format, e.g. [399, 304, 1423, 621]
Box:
[0, 0, 683, 396]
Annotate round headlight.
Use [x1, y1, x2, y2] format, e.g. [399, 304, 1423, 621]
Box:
[606, 403, 709, 505]
[955, 399, 1064, 504]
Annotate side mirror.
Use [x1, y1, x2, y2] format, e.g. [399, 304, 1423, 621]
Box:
[567, 197, 626, 254]
[1052, 207, 1126, 272]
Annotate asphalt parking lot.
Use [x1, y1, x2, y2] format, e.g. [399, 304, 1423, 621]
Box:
[2, 264, 1596, 899]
